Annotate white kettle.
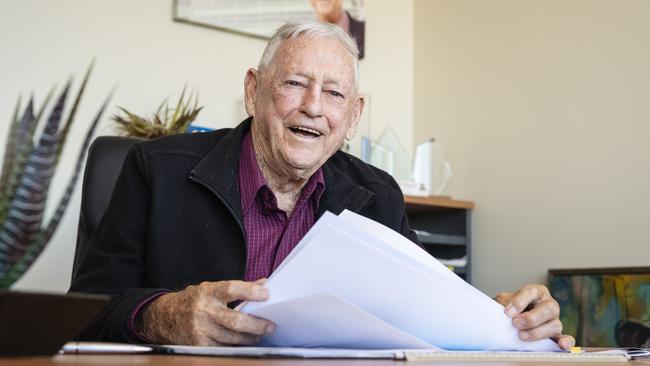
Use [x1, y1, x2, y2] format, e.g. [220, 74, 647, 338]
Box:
[404, 139, 452, 196]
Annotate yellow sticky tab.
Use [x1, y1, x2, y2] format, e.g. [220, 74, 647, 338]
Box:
[570, 346, 582, 354]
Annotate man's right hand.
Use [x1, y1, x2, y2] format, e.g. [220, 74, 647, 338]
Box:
[137, 279, 275, 346]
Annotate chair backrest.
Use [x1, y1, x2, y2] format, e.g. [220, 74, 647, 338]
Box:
[72, 136, 144, 280]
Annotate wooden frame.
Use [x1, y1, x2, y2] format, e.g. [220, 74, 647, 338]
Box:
[172, 0, 365, 43]
[548, 266, 650, 347]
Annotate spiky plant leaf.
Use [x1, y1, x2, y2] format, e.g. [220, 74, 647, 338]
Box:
[56, 61, 95, 160]
[44, 89, 112, 243]
[0, 65, 112, 288]
[112, 87, 202, 139]
[34, 87, 55, 130]
[0, 99, 35, 223]
[162, 99, 169, 126]
[0, 96, 24, 192]
[0, 88, 58, 215]
[1, 89, 114, 287]
[169, 86, 187, 125]
[0, 85, 55, 215]
[0, 83, 71, 276]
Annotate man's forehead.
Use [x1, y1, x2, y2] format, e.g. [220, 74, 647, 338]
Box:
[270, 36, 356, 81]
[281, 36, 350, 59]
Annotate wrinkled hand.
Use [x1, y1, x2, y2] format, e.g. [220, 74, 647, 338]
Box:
[495, 284, 575, 350]
[137, 279, 275, 346]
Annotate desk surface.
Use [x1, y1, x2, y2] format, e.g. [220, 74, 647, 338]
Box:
[403, 195, 474, 210]
[1, 354, 649, 366]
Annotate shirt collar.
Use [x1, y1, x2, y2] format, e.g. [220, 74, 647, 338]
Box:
[238, 130, 325, 214]
[239, 130, 267, 214]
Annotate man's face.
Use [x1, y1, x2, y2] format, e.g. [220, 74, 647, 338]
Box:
[310, 0, 344, 21]
[244, 35, 363, 178]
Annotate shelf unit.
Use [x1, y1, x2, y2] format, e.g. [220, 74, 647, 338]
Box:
[404, 195, 474, 283]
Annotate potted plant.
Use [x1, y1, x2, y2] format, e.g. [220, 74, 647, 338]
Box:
[111, 87, 203, 138]
[0, 64, 112, 288]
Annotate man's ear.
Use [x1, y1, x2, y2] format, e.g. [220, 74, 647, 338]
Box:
[244, 68, 258, 117]
[345, 95, 365, 140]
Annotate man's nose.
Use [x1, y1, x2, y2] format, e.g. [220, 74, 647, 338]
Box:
[300, 84, 323, 118]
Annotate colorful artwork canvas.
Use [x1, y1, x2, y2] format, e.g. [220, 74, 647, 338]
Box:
[549, 267, 650, 347]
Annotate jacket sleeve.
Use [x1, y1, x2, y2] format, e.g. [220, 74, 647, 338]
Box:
[363, 168, 421, 246]
[69, 143, 168, 343]
[392, 186, 420, 245]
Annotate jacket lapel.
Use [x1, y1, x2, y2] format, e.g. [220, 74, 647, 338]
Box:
[189, 118, 252, 230]
[318, 160, 375, 217]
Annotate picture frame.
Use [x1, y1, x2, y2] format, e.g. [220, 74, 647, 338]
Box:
[548, 267, 650, 347]
[173, 0, 366, 58]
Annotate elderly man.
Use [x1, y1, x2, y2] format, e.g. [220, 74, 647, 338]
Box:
[71, 21, 574, 350]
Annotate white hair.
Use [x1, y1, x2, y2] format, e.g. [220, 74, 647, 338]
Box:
[257, 20, 360, 86]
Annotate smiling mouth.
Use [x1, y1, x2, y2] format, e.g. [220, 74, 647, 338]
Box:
[289, 126, 323, 138]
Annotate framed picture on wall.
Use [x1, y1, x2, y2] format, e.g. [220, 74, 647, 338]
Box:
[548, 267, 650, 347]
[173, 0, 366, 58]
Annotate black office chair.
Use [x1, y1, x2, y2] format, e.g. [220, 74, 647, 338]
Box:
[71, 136, 144, 280]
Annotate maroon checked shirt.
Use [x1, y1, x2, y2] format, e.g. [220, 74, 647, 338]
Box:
[238, 131, 325, 281]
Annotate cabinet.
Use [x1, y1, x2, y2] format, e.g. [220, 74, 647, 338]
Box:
[404, 195, 474, 283]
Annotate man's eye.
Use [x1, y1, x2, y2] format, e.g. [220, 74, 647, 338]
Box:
[328, 90, 344, 98]
[286, 80, 302, 87]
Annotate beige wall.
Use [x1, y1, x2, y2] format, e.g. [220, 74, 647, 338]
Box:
[6, 0, 647, 298]
[0, 0, 414, 292]
[414, 0, 650, 296]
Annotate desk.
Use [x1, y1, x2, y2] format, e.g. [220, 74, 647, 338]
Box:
[1, 354, 649, 366]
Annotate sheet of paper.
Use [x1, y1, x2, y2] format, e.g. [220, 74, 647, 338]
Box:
[249, 293, 436, 349]
[257, 211, 494, 317]
[265, 211, 339, 276]
[156, 345, 407, 359]
[338, 210, 498, 310]
[241, 214, 559, 351]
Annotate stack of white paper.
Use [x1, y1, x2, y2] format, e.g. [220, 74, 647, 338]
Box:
[239, 210, 559, 352]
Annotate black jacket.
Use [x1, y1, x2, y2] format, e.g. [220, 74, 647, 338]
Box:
[70, 118, 417, 342]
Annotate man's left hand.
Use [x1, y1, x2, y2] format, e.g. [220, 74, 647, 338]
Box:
[495, 284, 576, 350]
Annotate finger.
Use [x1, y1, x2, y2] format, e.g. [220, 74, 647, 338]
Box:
[193, 334, 225, 347]
[207, 323, 262, 346]
[254, 278, 268, 285]
[518, 319, 563, 342]
[215, 307, 275, 336]
[213, 280, 271, 303]
[505, 285, 549, 317]
[494, 292, 513, 307]
[512, 298, 560, 330]
[553, 335, 576, 351]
